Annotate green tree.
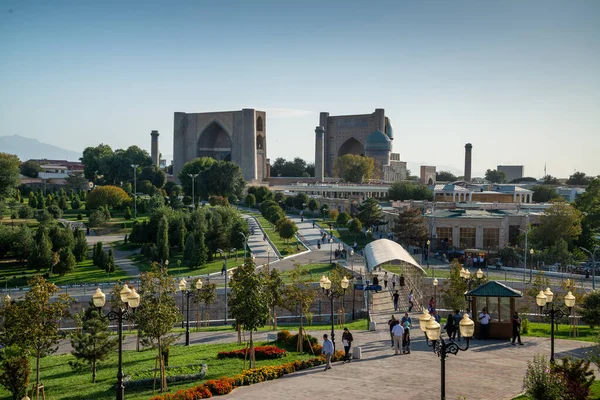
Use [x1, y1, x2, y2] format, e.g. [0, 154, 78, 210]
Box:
[485, 169, 506, 183]
[270, 157, 311, 177]
[532, 185, 560, 203]
[55, 247, 76, 276]
[283, 262, 317, 352]
[71, 196, 82, 210]
[35, 191, 45, 209]
[58, 196, 69, 210]
[307, 198, 319, 213]
[200, 160, 246, 200]
[140, 165, 167, 189]
[541, 175, 560, 185]
[531, 201, 582, 249]
[65, 172, 89, 191]
[0, 277, 72, 392]
[193, 280, 216, 326]
[73, 228, 88, 262]
[12, 224, 34, 264]
[28, 193, 38, 209]
[157, 215, 169, 262]
[436, 171, 458, 182]
[244, 193, 256, 208]
[566, 171, 592, 186]
[277, 218, 298, 245]
[393, 208, 428, 247]
[0, 345, 31, 400]
[69, 305, 118, 383]
[356, 197, 385, 228]
[333, 154, 375, 183]
[349, 218, 363, 237]
[575, 178, 600, 250]
[336, 212, 351, 226]
[441, 261, 486, 312]
[293, 193, 309, 210]
[229, 258, 270, 368]
[20, 160, 42, 178]
[0, 153, 21, 199]
[388, 182, 433, 201]
[184, 230, 208, 267]
[28, 226, 53, 272]
[92, 242, 104, 267]
[105, 248, 115, 273]
[579, 291, 600, 328]
[88, 210, 107, 227]
[80, 144, 113, 181]
[136, 264, 183, 392]
[178, 157, 217, 196]
[264, 268, 285, 330]
[86, 185, 130, 209]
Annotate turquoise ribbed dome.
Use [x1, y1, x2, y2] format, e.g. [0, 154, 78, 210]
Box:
[385, 118, 394, 140]
[365, 130, 391, 150]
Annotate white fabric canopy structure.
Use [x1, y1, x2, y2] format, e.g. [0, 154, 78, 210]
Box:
[364, 239, 427, 274]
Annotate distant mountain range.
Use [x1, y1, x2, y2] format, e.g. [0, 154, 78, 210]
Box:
[0, 135, 81, 162]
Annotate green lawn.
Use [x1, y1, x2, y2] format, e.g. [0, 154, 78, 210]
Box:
[0, 341, 317, 400]
[246, 212, 307, 257]
[513, 381, 600, 399]
[522, 321, 600, 342]
[131, 249, 248, 277]
[0, 259, 129, 288]
[279, 263, 333, 284]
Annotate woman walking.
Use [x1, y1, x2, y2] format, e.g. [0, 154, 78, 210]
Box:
[444, 313, 455, 339]
[342, 327, 354, 362]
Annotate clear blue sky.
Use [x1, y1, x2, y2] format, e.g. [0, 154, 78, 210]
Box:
[1, 0, 599, 178]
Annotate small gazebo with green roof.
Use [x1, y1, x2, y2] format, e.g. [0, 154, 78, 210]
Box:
[465, 281, 522, 339]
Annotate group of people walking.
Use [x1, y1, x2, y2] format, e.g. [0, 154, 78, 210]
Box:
[388, 314, 411, 355]
[321, 327, 354, 371]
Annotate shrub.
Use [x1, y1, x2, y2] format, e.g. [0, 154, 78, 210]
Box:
[580, 290, 600, 328]
[551, 357, 595, 400]
[77, 213, 83, 221]
[205, 379, 233, 396]
[47, 204, 63, 219]
[217, 346, 287, 360]
[18, 205, 34, 219]
[521, 318, 529, 334]
[522, 354, 564, 400]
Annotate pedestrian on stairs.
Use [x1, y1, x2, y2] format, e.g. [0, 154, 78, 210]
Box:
[384, 272, 388, 289]
[408, 290, 414, 312]
[392, 290, 400, 311]
[392, 274, 397, 289]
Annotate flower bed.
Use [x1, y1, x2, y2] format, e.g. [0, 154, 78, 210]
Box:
[149, 352, 345, 400]
[217, 346, 287, 360]
[277, 329, 319, 353]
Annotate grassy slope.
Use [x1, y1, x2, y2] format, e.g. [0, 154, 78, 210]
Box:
[522, 321, 599, 342]
[0, 341, 317, 400]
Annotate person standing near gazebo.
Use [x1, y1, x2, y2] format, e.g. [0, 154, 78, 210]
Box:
[511, 311, 523, 346]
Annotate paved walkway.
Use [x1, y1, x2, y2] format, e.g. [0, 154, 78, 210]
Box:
[222, 327, 594, 400]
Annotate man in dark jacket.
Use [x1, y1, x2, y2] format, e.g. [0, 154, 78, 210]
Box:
[512, 311, 524, 345]
[342, 327, 354, 362]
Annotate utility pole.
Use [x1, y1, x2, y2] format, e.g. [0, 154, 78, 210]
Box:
[188, 173, 199, 208]
[131, 164, 138, 219]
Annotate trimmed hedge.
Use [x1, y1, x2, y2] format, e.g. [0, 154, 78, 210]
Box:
[149, 353, 345, 400]
[125, 364, 207, 389]
[217, 346, 287, 360]
[277, 329, 319, 353]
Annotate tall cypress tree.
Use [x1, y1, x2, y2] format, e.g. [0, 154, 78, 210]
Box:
[156, 215, 169, 262]
[105, 248, 115, 273]
[28, 226, 53, 272]
[73, 229, 88, 262]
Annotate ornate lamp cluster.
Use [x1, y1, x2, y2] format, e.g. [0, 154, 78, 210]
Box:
[179, 278, 203, 346]
[92, 284, 141, 400]
[319, 275, 349, 351]
[419, 308, 475, 400]
[535, 287, 576, 362]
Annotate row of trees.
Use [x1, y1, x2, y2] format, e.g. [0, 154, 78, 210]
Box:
[129, 204, 250, 268]
[258, 200, 298, 245]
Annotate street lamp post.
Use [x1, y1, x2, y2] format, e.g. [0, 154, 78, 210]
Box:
[187, 173, 199, 209]
[536, 288, 576, 362]
[131, 164, 138, 219]
[529, 248, 534, 282]
[427, 239, 431, 270]
[92, 285, 141, 400]
[460, 267, 484, 311]
[217, 248, 229, 324]
[178, 278, 203, 346]
[433, 278, 438, 308]
[319, 275, 349, 352]
[419, 308, 475, 400]
[580, 246, 598, 290]
[329, 238, 334, 264]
